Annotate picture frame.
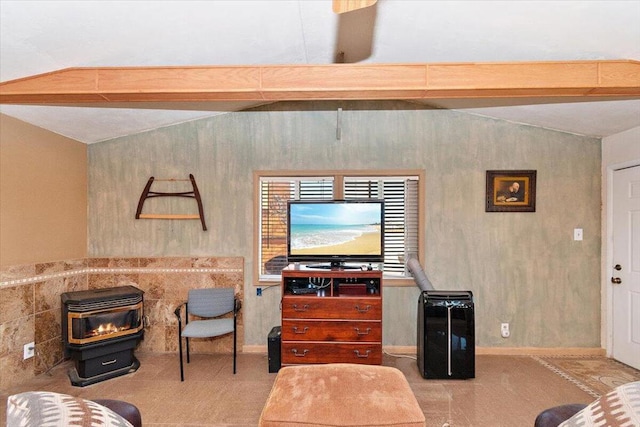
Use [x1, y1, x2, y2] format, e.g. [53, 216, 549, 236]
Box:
[486, 170, 536, 212]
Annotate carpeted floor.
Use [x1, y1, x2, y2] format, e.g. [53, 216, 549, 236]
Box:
[3, 353, 637, 426]
[1, 353, 598, 427]
[533, 356, 640, 398]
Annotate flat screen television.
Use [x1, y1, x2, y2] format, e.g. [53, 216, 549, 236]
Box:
[287, 199, 384, 268]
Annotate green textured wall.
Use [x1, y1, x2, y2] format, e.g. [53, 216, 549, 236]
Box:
[88, 101, 601, 349]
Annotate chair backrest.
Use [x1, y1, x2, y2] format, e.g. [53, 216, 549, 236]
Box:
[187, 288, 235, 318]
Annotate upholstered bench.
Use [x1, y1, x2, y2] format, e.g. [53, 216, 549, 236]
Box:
[259, 363, 425, 427]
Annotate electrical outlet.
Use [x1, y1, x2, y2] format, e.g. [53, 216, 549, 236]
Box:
[256, 287, 262, 296]
[501, 323, 510, 338]
[23, 342, 35, 359]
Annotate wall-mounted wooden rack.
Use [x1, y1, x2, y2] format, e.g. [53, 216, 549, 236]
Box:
[135, 174, 207, 230]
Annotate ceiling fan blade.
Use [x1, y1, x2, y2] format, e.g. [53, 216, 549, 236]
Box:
[333, 0, 377, 14]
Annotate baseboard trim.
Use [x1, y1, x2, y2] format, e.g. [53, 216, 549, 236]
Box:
[243, 345, 267, 353]
[242, 345, 605, 357]
[383, 346, 416, 355]
[475, 347, 606, 356]
[384, 346, 606, 356]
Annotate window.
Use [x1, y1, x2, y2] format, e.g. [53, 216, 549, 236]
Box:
[256, 171, 423, 282]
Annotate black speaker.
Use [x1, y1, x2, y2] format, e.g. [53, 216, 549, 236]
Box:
[268, 326, 281, 373]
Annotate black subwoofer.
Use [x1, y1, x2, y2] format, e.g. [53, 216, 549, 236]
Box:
[268, 326, 281, 373]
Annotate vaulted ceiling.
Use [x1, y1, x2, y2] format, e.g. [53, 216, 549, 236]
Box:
[1, 0, 639, 144]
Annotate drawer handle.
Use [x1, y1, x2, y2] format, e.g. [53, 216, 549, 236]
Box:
[354, 304, 371, 313]
[353, 350, 371, 358]
[101, 359, 117, 366]
[291, 349, 309, 357]
[354, 327, 371, 336]
[293, 326, 309, 334]
[292, 304, 310, 312]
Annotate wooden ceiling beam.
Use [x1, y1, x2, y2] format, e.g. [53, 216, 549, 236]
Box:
[1, 60, 638, 105]
[332, 0, 377, 14]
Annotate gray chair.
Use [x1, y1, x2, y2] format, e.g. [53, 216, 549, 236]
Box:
[174, 287, 241, 381]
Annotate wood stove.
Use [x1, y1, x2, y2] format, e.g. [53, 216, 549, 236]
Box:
[61, 285, 144, 387]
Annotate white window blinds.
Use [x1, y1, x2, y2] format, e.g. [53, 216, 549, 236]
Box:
[344, 176, 419, 275]
[259, 177, 334, 277]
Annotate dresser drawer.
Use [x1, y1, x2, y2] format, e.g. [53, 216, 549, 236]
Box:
[282, 297, 381, 320]
[281, 320, 381, 342]
[281, 342, 382, 365]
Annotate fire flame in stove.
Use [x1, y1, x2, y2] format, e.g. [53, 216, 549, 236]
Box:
[90, 322, 130, 337]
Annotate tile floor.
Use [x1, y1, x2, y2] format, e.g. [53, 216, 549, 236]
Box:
[2, 352, 596, 426]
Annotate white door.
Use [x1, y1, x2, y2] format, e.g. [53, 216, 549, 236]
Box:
[612, 165, 640, 369]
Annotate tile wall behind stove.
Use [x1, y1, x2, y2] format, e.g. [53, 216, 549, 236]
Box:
[0, 256, 243, 390]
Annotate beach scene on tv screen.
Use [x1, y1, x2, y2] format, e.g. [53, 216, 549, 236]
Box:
[289, 203, 382, 256]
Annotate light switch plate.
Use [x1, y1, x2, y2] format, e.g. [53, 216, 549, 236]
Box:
[574, 228, 583, 241]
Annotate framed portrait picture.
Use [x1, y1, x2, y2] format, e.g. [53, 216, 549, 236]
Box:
[486, 170, 536, 212]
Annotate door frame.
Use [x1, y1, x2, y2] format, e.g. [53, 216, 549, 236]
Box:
[600, 158, 640, 357]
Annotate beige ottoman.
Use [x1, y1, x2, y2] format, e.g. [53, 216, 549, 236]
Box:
[259, 363, 425, 427]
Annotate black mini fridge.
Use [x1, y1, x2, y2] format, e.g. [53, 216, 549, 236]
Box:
[417, 290, 475, 379]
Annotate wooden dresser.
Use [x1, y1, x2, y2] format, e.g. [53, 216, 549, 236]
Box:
[280, 265, 382, 365]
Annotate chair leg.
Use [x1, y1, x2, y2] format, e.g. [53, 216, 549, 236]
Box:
[233, 320, 237, 374]
[178, 331, 184, 382]
[186, 337, 190, 363]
